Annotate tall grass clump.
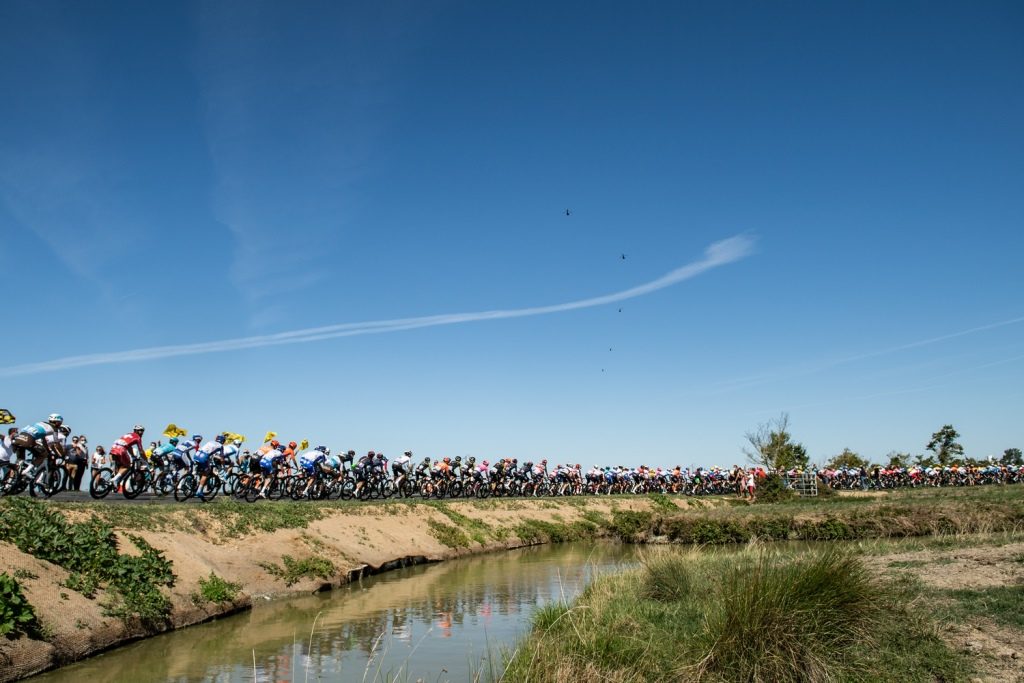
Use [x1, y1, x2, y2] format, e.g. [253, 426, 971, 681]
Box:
[696, 551, 877, 682]
[501, 548, 966, 683]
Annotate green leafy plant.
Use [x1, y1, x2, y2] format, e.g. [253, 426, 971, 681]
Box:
[0, 572, 41, 639]
[192, 573, 242, 604]
[259, 555, 335, 586]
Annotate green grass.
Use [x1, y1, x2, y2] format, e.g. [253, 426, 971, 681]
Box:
[427, 519, 470, 548]
[502, 547, 969, 682]
[945, 585, 1024, 629]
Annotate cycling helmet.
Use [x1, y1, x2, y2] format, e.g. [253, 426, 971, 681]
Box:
[443, 457, 451, 464]
[193, 434, 203, 441]
[215, 434, 226, 443]
[404, 450, 412, 456]
[454, 456, 462, 462]
[368, 450, 376, 456]
[270, 439, 280, 448]
[483, 460, 489, 466]
[322, 447, 331, 456]
[423, 456, 430, 462]
[48, 413, 64, 426]
[468, 456, 476, 462]
[233, 439, 242, 446]
[133, 424, 145, 435]
[288, 441, 297, 449]
[541, 459, 548, 464]
[347, 450, 355, 456]
[512, 458, 518, 464]
[59, 425, 71, 435]
[169, 437, 179, 446]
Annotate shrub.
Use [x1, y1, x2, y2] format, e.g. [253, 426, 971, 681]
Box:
[607, 510, 652, 540]
[194, 573, 242, 604]
[427, 519, 470, 548]
[0, 573, 41, 639]
[260, 555, 336, 586]
[757, 473, 794, 503]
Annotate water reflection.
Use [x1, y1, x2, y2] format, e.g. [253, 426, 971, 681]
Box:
[33, 543, 637, 683]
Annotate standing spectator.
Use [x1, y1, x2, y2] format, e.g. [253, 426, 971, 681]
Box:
[0, 427, 16, 485]
[89, 444, 108, 490]
[69, 436, 89, 491]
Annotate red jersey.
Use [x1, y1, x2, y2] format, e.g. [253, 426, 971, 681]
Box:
[110, 432, 142, 456]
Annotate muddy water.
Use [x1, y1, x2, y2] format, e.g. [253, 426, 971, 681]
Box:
[33, 543, 638, 682]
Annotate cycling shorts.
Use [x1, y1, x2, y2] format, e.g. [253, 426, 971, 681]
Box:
[110, 447, 131, 469]
[260, 458, 276, 474]
[301, 461, 317, 475]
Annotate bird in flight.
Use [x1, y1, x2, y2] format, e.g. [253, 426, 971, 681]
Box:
[620, 253, 627, 260]
[565, 209, 571, 216]
[618, 308, 622, 313]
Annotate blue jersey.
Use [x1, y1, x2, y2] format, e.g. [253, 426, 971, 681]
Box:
[21, 422, 54, 440]
[152, 444, 176, 459]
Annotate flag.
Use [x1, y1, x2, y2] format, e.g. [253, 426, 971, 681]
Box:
[0, 409, 14, 425]
[300, 439, 309, 451]
[163, 423, 188, 439]
[222, 432, 246, 444]
[263, 431, 277, 443]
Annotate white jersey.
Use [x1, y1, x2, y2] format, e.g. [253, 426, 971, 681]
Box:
[395, 453, 412, 466]
[0, 435, 14, 463]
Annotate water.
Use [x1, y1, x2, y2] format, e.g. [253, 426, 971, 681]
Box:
[32, 543, 638, 682]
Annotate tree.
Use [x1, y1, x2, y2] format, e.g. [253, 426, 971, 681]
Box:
[1002, 448, 1023, 466]
[826, 448, 869, 470]
[926, 425, 964, 466]
[885, 452, 911, 470]
[743, 413, 809, 471]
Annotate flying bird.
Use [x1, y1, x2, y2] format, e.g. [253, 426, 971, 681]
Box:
[618, 308, 622, 313]
[565, 209, 571, 216]
[620, 253, 627, 260]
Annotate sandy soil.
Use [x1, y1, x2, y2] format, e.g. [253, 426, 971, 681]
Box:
[866, 542, 1024, 683]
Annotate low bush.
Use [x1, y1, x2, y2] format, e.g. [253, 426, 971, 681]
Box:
[193, 573, 242, 604]
[0, 573, 41, 639]
[259, 555, 336, 586]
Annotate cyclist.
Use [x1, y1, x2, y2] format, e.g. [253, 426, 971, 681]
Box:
[13, 414, 65, 472]
[299, 446, 329, 498]
[109, 425, 146, 490]
[173, 435, 202, 477]
[150, 438, 178, 474]
[392, 450, 413, 492]
[258, 441, 287, 498]
[353, 451, 374, 497]
[223, 439, 242, 467]
[340, 449, 356, 470]
[193, 434, 225, 501]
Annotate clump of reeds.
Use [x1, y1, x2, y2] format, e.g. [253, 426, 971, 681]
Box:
[499, 547, 964, 683]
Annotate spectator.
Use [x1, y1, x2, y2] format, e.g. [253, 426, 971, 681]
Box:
[89, 444, 107, 490]
[69, 435, 89, 491]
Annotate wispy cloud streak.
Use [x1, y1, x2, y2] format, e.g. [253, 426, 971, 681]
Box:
[0, 235, 755, 377]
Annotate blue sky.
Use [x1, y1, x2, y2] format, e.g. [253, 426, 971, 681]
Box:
[2, 1, 1021, 466]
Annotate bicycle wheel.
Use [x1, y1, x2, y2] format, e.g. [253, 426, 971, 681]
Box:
[90, 467, 114, 499]
[175, 473, 197, 502]
[31, 466, 62, 499]
[154, 471, 175, 497]
[201, 475, 220, 501]
[122, 469, 146, 499]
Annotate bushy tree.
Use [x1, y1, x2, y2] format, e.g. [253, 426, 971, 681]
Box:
[743, 413, 809, 471]
[926, 425, 963, 466]
[825, 448, 869, 470]
[884, 452, 911, 469]
[1002, 448, 1023, 466]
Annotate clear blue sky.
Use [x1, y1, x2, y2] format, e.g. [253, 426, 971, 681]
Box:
[2, 1, 1021, 466]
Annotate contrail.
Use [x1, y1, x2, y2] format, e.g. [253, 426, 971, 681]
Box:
[0, 235, 755, 377]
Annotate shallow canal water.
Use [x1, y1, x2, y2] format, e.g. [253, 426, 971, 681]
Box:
[33, 543, 639, 682]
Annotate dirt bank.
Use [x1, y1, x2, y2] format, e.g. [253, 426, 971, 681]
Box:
[0, 496, 674, 681]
